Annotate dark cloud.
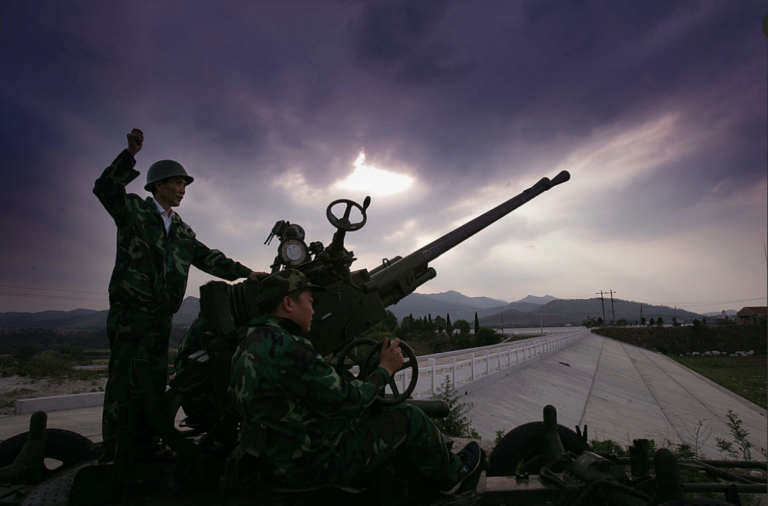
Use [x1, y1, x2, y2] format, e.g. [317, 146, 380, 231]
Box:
[348, 0, 474, 83]
[0, 1, 764, 312]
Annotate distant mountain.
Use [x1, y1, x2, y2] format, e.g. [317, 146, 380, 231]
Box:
[504, 301, 544, 313]
[0, 300, 201, 331]
[0, 308, 100, 327]
[480, 298, 703, 328]
[515, 295, 560, 305]
[388, 291, 513, 322]
[421, 291, 507, 308]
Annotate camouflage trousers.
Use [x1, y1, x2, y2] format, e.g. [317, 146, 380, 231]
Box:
[266, 404, 465, 489]
[101, 304, 172, 453]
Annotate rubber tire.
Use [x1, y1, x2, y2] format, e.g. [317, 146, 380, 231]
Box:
[658, 500, 733, 506]
[0, 429, 95, 480]
[487, 422, 587, 477]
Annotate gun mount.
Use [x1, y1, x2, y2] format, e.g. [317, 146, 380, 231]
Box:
[261, 170, 571, 355]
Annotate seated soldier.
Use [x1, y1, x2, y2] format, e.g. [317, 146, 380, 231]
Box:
[229, 269, 481, 495]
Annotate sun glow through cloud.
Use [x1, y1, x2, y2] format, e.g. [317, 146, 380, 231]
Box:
[334, 153, 414, 196]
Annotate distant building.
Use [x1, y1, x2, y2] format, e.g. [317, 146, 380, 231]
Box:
[737, 306, 767, 325]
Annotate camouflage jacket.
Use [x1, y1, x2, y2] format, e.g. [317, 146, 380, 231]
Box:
[94, 150, 253, 314]
[230, 315, 390, 479]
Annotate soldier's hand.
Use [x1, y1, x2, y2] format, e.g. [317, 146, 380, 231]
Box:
[248, 271, 269, 281]
[127, 128, 144, 156]
[379, 337, 404, 377]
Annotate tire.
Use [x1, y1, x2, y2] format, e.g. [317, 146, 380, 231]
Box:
[0, 429, 95, 480]
[488, 422, 588, 477]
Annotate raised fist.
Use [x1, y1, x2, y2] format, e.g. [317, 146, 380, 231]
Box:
[127, 128, 144, 156]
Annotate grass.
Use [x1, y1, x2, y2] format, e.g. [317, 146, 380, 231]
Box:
[671, 354, 766, 410]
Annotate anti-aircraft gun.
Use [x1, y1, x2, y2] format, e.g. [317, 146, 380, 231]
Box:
[260, 170, 572, 356]
[185, 170, 571, 411]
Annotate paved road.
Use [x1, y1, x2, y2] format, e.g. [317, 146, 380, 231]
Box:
[464, 332, 766, 458]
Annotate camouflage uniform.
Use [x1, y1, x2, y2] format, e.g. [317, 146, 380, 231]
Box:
[230, 314, 466, 488]
[94, 149, 253, 452]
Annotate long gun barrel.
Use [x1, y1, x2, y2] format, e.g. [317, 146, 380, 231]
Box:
[365, 171, 570, 307]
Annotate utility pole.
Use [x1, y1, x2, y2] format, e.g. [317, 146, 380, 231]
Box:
[640, 303, 643, 327]
[608, 290, 616, 324]
[538, 310, 544, 336]
[501, 314, 504, 334]
[596, 291, 606, 324]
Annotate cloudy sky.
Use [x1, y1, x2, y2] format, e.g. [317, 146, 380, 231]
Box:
[1, 1, 765, 316]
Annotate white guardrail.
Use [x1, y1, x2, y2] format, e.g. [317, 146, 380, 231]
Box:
[389, 330, 589, 399]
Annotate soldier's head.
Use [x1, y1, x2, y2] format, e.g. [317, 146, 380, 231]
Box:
[145, 160, 194, 208]
[255, 270, 325, 335]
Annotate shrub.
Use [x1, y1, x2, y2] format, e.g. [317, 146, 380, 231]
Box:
[431, 375, 480, 439]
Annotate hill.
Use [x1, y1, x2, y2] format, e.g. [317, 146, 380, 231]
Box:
[480, 298, 703, 328]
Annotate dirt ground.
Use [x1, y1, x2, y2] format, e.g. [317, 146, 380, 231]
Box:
[0, 375, 107, 416]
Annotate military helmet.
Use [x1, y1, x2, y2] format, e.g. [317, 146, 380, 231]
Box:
[144, 160, 194, 192]
[255, 269, 325, 304]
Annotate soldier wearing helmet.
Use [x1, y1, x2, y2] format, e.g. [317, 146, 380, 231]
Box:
[93, 128, 267, 461]
[230, 269, 482, 495]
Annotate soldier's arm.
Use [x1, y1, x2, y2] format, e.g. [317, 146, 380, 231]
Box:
[191, 239, 255, 281]
[278, 340, 390, 420]
[93, 150, 141, 226]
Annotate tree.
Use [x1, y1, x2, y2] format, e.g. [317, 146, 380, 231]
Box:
[640, 317, 646, 326]
[649, 318, 655, 326]
[431, 376, 479, 438]
[433, 315, 446, 334]
[476, 327, 500, 346]
[401, 314, 415, 333]
[656, 317, 664, 327]
[596, 317, 603, 326]
[453, 319, 471, 335]
[382, 310, 398, 331]
[582, 316, 599, 329]
[445, 314, 453, 336]
[616, 318, 627, 326]
[474, 312, 480, 334]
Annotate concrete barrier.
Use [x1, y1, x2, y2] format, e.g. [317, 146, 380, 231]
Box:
[15, 392, 104, 415]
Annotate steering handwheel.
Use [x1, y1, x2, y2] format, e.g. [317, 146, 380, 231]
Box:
[361, 340, 418, 405]
[332, 338, 378, 382]
[326, 198, 369, 232]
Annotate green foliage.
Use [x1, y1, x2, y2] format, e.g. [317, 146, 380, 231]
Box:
[494, 429, 506, 447]
[474, 312, 480, 334]
[12, 344, 39, 362]
[382, 311, 398, 331]
[590, 438, 628, 457]
[453, 319, 471, 335]
[656, 317, 664, 327]
[431, 376, 480, 439]
[649, 318, 655, 326]
[716, 410, 754, 460]
[58, 345, 89, 364]
[16, 351, 75, 377]
[476, 327, 501, 346]
[433, 315, 446, 334]
[582, 316, 601, 329]
[429, 340, 447, 354]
